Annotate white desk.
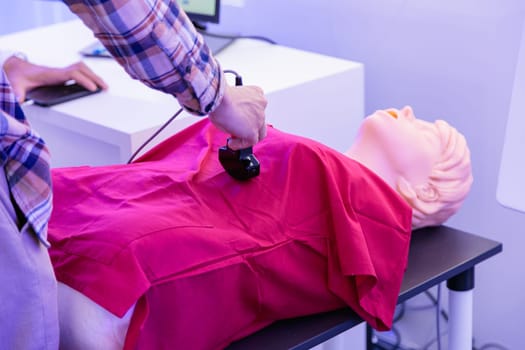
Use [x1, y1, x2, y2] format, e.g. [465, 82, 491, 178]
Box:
[0, 20, 364, 167]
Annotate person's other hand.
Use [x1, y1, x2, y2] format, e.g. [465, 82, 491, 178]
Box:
[208, 84, 268, 150]
[3, 56, 108, 103]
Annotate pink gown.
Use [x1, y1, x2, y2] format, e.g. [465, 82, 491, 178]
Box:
[48, 119, 412, 350]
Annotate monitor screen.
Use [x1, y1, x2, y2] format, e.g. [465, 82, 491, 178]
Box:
[178, 0, 220, 24]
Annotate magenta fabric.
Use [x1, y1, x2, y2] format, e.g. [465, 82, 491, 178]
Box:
[48, 119, 412, 350]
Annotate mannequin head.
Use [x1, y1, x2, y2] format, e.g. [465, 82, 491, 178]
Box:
[345, 106, 473, 229]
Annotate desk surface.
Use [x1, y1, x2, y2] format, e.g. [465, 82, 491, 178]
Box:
[227, 226, 502, 350]
[1, 20, 364, 166]
[0, 19, 361, 135]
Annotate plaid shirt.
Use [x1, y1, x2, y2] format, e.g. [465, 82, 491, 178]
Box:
[1, 0, 222, 246]
[63, 0, 225, 115]
[1, 67, 52, 247]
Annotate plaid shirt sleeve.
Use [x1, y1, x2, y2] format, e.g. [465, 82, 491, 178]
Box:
[1, 69, 52, 246]
[63, 0, 225, 116]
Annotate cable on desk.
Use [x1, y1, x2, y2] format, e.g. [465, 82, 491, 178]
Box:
[198, 29, 277, 45]
[476, 344, 510, 350]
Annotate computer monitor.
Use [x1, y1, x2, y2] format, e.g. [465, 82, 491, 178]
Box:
[178, 0, 220, 25]
[81, 0, 231, 57]
[178, 0, 234, 55]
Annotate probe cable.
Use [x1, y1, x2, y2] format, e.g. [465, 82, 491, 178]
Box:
[126, 70, 242, 164]
[127, 107, 184, 164]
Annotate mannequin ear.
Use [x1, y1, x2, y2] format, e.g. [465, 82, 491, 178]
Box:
[414, 183, 439, 202]
[396, 177, 439, 203]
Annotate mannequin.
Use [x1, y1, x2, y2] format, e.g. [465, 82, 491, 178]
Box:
[345, 105, 473, 228]
[48, 106, 472, 350]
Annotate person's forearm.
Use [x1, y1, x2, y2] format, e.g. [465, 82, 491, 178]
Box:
[62, 0, 224, 115]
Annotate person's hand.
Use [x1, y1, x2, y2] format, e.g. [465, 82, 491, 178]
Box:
[208, 84, 268, 150]
[3, 55, 108, 103]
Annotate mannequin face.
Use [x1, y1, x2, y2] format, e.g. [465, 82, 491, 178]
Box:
[348, 107, 442, 187]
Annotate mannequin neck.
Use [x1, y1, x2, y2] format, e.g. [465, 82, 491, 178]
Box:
[344, 142, 398, 190]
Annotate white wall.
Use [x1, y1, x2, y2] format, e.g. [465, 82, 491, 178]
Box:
[210, 0, 524, 348]
[0, 0, 74, 35]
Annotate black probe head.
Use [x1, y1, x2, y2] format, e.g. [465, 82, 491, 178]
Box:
[218, 145, 260, 181]
[217, 72, 260, 180]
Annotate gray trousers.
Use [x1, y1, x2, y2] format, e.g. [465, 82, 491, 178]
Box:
[0, 171, 59, 350]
